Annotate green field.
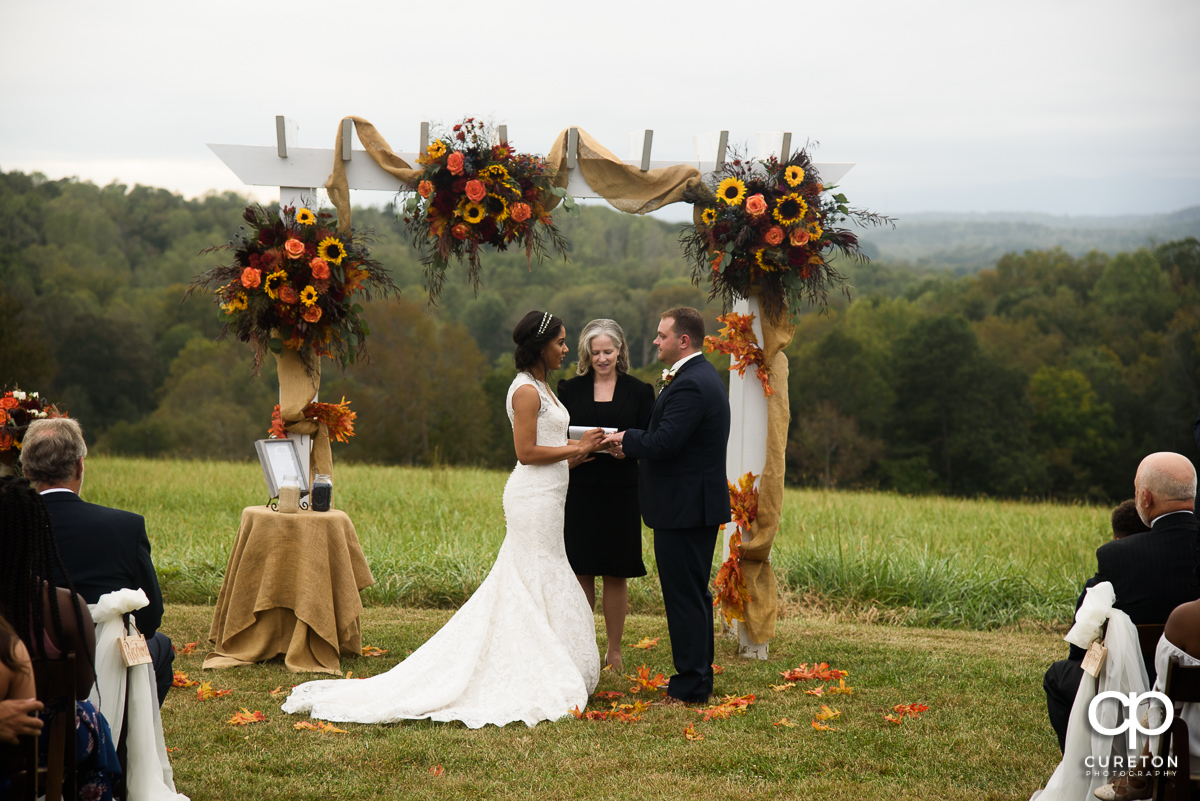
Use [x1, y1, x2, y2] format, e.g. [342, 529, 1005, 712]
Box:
[74, 456, 1109, 800]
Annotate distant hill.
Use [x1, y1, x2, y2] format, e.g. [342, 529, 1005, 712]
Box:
[858, 207, 1200, 270]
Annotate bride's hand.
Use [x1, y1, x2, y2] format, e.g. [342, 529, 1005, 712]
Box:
[578, 428, 609, 454]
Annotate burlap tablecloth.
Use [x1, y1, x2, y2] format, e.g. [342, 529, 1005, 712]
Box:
[204, 506, 374, 674]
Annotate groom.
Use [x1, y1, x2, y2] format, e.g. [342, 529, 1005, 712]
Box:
[608, 307, 731, 703]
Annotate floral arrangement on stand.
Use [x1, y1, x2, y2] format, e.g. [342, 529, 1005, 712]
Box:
[399, 118, 573, 302]
[0, 388, 66, 472]
[191, 205, 399, 374]
[712, 471, 758, 625]
[703, 312, 773, 397]
[269, 398, 356, 444]
[681, 146, 893, 322]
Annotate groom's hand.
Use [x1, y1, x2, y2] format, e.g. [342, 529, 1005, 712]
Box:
[604, 431, 625, 458]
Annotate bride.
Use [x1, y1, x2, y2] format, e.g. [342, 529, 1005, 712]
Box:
[283, 311, 609, 728]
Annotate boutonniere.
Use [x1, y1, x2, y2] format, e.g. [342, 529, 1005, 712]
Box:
[657, 369, 675, 391]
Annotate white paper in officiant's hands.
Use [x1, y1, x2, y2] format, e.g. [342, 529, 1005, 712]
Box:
[569, 425, 618, 455]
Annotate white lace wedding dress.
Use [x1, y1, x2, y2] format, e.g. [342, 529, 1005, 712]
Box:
[282, 373, 600, 728]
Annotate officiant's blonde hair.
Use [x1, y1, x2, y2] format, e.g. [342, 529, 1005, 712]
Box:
[576, 319, 630, 376]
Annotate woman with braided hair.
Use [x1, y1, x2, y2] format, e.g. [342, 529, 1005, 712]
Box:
[0, 475, 120, 800]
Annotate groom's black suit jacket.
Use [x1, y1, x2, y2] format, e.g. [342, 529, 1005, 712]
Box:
[1067, 510, 1200, 663]
[41, 490, 165, 637]
[622, 355, 731, 530]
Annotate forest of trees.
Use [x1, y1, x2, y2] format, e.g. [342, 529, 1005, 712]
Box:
[2, 169, 1197, 502]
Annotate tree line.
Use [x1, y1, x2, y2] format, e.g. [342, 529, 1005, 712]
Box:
[1, 169, 1196, 501]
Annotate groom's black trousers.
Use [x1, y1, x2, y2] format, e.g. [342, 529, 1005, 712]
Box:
[654, 525, 719, 703]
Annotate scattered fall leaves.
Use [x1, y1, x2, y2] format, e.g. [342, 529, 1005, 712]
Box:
[631, 637, 659, 650]
[695, 694, 755, 722]
[625, 664, 668, 694]
[293, 720, 348, 734]
[779, 663, 848, 682]
[428, 765, 445, 777]
[172, 671, 199, 689]
[177, 642, 198, 655]
[684, 723, 704, 741]
[196, 681, 232, 701]
[773, 717, 798, 728]
[884, 703, 930, 724]
[361, 645, 387, 657]
[227, 708, 266, 725]
[593, 691, 624, 700]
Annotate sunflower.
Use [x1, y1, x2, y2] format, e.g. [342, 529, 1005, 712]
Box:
[300, 285, 319, 307]
[753, 249, 780, 272]
[701, 207, 717, 226]
[295, 208, 316, 225]
[489, 194, 510, 223]
[772, 193, 808, 226]
[716, 177, 747, 206]
[263, 270, 288, 300]
[481, 164, 510, 180]
[460, 201, 487, 225]
[318, 237, 347, 265]
[805, 221, 824, 240]
[784, 166, 805, 187]
[222, 293, 248, 314]
[425, 140, 447, 160]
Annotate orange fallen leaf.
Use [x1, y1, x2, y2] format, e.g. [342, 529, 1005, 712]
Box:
[165, 746, 178, 753]
[773, 717, 798, 728]
[711, 664, 725, 675]
[178, 642, 199, 655]
[269, 686, 292, 696]
[812, 720, 836, 731]
[888, 702, 930, 721]
[695, 694, 755, 722]
[826, 678, 855, 696]
[631, 637, 659, 650]
[770, 683, 796, 693]
[625, 664, 668, 694]
[593, 691, 624, 699]
[814, 705, 841, 722]
[780, 662, 849, 682]
[227, 708, 266, 725]
[172, 671, 199, 689]
[294, 720, 348, 733]
[803, 686, 824, 697]
[684, 723, 704, 741]
[196, 681, 232, 701]
[883, 713, 905, 725]
[361, 645, 388, 657]
[428, 765, 444, 776]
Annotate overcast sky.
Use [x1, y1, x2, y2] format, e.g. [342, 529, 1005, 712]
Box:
[2, 0, 1197, 223]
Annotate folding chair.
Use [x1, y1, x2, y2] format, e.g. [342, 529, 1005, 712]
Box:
[1154, 659, 1200, 801]
[5, 653, 78, 801]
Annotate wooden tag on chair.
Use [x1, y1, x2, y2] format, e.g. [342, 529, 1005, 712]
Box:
[1081, 640, 1108, 678]
[120, 633, 153, 667]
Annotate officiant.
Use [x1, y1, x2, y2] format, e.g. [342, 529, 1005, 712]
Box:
[558, 318, 654, 673]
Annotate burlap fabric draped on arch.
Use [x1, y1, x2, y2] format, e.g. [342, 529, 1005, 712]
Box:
[275, 347, 332, 481]
[323, 117, 790, 643]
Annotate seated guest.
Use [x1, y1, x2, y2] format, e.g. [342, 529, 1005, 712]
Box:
[19, 418, 173, 706]
[1043, 452, 1199, 753]
[1111, 498, 1151, 540]
[0, 476, 121, 799]
[0, 613, 41, 750]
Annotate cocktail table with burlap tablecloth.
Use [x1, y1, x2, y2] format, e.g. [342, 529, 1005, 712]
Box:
[204, 506, 374, 674]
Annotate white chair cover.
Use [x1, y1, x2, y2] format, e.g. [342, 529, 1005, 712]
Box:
[1031, 581, 1150, 800]
[89, 589, 189, 801]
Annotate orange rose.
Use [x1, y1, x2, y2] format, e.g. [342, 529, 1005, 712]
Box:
[284, 238, 306, 259]
[510, 202, 532, 223]
[0, 430, 12, 451]
[451, 223, 470, 240]
[447, 152, 464, 175]
[418, 180, 434, 198]
[302, 305, 323, 323]
[0, 408, 8, 424]
[465, 180, 486, 203]
[764, 226, 785, 246]
[1, 397, 20, 410]
[279, 286, 300, 304]
[789, 228, 810, 247]
[241, 267, 262, 289]
[745, 194, 767, 217]
[310, 258, 330, 280]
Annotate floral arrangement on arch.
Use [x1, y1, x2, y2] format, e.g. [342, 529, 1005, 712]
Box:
[400, 118, 573, 302]
[0, 388, 65, 454]
[712, 472, 758, 625]
[681, 146, 893, 322]
[268, 398, 357, 444]
[191, 205, 399, 374]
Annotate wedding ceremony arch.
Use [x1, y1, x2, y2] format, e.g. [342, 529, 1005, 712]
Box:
[207, 115, 861, 658]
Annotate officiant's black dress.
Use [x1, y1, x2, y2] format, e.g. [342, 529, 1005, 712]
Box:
[558, 372, 654, 578]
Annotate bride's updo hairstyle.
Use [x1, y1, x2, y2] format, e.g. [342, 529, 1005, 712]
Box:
[513, 310, 564, 372]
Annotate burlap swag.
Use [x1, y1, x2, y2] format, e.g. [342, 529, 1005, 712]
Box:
[275, 347, 333, 481]
[324, 117, 794, 643]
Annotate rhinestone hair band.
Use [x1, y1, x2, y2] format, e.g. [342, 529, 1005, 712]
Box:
[536, 312, 552, 336]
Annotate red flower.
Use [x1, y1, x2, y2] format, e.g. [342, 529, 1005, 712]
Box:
[510, 202, 532, 223]
[302, 305, 323, 324]
[465, 180, 486, 203]
[418, 180, 434, 198]
[310, 258, 330, 280]
[764, 227, 784, 246]
[455, 131, 466, 142]
[279, 286, 300, 304]
[451, 223, 470, 240]
[284, 238, 306, 259]
[447, 152, 464, 174]
[241, 267, 262, 289]
[0, 397, 19, 410]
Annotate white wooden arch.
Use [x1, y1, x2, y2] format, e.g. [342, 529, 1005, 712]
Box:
[209, 118, 855, 658]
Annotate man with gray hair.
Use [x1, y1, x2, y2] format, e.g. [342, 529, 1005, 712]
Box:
[20, 417, 173, 705]
[1043, 451, 1199, 752]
